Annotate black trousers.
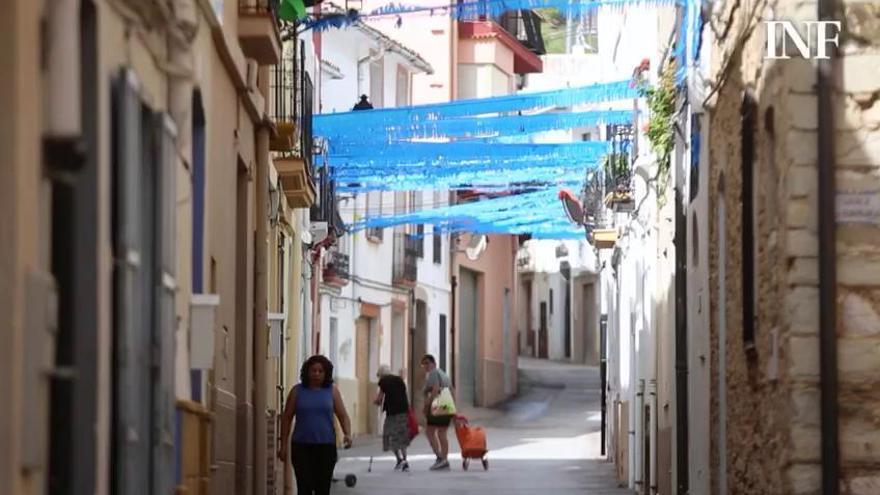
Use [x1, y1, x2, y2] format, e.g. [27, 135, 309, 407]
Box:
[291, 442, 338, 495]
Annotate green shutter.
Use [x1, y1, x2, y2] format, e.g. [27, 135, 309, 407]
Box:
[279, 0, 306, 21]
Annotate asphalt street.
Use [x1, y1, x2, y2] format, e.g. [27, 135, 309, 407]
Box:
[331, 357, 631, 495]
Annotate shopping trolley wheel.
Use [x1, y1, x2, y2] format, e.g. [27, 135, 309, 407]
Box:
[462, 459, 470, 471]
[482, 457, 489, 470]
[344, 474, 357, 487]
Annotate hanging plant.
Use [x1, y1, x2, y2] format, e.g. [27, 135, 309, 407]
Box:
[634, 59, 677, 197]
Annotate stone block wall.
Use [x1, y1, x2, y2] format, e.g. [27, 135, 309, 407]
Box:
[834, 3, 880, 492]
[705, 0, 880, 493]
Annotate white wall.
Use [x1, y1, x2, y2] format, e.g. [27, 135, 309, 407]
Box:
[319, 27, 428, 386]
[321, 28, 363, 113]
[414, 190, 452, 371]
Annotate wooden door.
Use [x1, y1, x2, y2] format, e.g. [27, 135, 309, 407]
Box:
[410, 300, 428, 418]
[458, 269, 478, 406]
[355, 317, 370, 435]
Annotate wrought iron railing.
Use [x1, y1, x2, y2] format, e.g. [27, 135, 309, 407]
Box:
[270, 40, 314, 177]
[324, 250, 350, 281]
[461, 9, 545, 55]
[393, 233, 418, 284]
[239, 0, 280, 16]
[301, 73, 313, 172]
[604, 124, 635, 196]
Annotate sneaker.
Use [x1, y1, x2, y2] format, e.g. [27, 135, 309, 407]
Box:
[429, 459, 450, 471]
[400, 461, 410, 472]
[394, 460, 403, 471]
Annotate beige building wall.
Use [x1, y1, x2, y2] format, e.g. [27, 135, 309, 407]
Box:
[0, 1, 50, 494]
[706, 2, 880, 493]
[456, 234, 520, 407]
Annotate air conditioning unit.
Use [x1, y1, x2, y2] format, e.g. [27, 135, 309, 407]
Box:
[190, 294, 220, 370]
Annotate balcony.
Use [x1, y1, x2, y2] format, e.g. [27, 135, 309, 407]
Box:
[238, 0, 282, 65]
[590, 229, 618, 250]
[323, 250, 350, 287]
[516, 252, 533, 272]
[494, 10, 546, 56]
[272, 54, 316, 208]
[602, 124, 636, 211]
[458, 9, 544, 74]
[392, 233, 419, 287]
[276, 157, 315, 208]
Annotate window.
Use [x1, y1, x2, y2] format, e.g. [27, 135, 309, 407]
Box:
[741, 92, 757, 349]
[366, 191, 383, 241]
[549, 289, 554, 313]
[396, 65, 410, 107]
[433, 225, 442, 264]
[409, 192, 424, 257]
[369, 58, 384, 108]
[581, 132, 592, 141]
[689, 113, 701, 202]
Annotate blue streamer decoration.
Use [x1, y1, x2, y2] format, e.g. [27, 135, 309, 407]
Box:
[350, 188, 586, 239]
[336, 167, 586, 192]
[314, 80, 639, 130]
[328, 141, 610, 190]
[329, 141, 611, 163]
[319, 110, 634, 144]
[365, 0, 676, 20]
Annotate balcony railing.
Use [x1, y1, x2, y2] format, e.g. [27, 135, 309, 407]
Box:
[462, 8, 545, 55]
[323, 250, 350, 286]
[271, 41, 317, 208]
[496, 10, 545, 55]
[271, 41, 314, 172]
[239, 0, 280, 15]
[603, 124, 636, 210]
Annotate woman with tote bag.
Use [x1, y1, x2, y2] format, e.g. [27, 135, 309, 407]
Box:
[420, 354, 455, 471]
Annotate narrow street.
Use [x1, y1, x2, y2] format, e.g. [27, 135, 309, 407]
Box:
[7, 1, 880, 494]
[333, 358, 628, 495]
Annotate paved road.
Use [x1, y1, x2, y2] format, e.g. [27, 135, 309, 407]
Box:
[332, 358, 631, 494]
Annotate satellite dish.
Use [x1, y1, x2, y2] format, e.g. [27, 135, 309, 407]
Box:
[465, 235, 488, 261]
[558, 188, 585, 225]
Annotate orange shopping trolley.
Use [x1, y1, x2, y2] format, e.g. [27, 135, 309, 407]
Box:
[454, 415, 489, 470]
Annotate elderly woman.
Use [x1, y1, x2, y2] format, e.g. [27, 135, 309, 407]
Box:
[374, 365, 412, 471]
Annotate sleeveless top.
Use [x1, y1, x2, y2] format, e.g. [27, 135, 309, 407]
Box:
[423, 368, 452, 394]
[291, 384, 335, 444]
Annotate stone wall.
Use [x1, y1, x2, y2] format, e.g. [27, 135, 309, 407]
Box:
[705, 1, 811, 493]
[834, 3, 880, 492]
[705, 0, 880, 493]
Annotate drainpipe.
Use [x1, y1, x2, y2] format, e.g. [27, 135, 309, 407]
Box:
[450, 275, 457, 387]
[253, 76, 271, 495]
[674, 106, 689, 495]
[816, 2, 839, 492]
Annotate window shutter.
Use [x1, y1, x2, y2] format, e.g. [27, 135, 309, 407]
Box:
[152, 113, 178, 494]
[112, 69, 151, 495]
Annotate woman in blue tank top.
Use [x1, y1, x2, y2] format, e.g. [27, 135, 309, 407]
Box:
[279, 355, 352, 495]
